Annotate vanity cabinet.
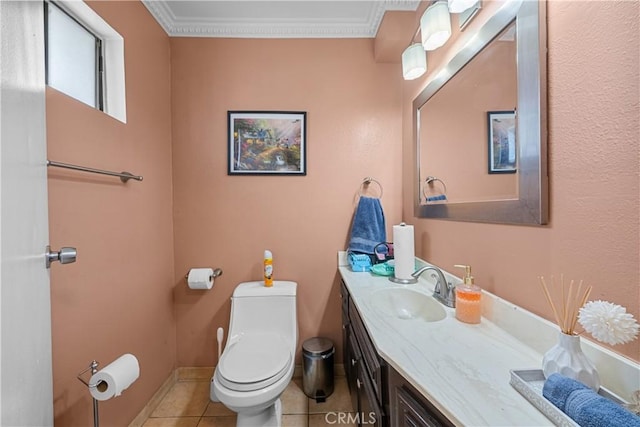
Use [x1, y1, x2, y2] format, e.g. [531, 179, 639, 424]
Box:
[388, 367, 454, 427]
[341, 281, 387, 427]
[341, 281, 454, 427]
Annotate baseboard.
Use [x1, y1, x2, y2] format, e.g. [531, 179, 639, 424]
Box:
[128, 370, 177, 427]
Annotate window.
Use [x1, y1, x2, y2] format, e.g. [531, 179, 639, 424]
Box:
[43, 0, 127, 123]
[45, 1, 103, 109]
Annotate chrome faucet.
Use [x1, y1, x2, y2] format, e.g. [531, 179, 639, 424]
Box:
[412, 266, 456, 308]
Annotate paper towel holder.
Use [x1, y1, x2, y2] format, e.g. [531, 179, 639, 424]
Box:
[77, 360, 101, 427]
[184, 267, 223, 281]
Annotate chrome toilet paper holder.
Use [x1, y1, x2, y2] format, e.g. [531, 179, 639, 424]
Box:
[184, 267, 223, 281]
[77, 360, 101, 427]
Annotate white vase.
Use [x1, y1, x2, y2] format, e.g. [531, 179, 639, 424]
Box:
[542, 332, 600, 390]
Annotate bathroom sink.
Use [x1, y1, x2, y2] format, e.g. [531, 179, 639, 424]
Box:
[369, 288, 446, 322]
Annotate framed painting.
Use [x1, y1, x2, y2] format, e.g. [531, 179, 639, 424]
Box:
[487, 110, 517, 174]
[228, 111, 306, 175]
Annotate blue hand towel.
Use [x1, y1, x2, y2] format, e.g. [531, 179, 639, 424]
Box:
[543, 374, 640, 427]
[542, 373, 589, 410]
[348, 196, 386, 255]
[566, 388, 640, 427]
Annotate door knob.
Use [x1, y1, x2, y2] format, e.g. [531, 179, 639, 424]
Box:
[46, 245, 77, 268]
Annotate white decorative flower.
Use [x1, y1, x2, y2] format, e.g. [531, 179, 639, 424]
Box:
[578, 300, 640, 346]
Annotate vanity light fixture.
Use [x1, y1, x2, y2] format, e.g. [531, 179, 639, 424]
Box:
[401, 1, 481, 81]
[402, 43, 427, 80]
[447, 0, 479, 14]
[421, 1, 452, 51]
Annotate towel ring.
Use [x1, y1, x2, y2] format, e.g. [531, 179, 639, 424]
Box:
[358, 177, 383, 199]
[423, 176, 447, 203]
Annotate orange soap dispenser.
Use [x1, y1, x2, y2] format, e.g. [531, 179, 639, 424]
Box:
[454, 264, 482, 324]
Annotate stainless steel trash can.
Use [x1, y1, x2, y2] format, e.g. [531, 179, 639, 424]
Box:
[302, 337, 334, 403]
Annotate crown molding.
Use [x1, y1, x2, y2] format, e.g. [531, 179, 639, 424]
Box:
[142, 0, 420, 38]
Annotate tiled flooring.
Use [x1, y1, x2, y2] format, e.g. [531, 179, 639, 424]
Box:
[141, 371, 356, 427]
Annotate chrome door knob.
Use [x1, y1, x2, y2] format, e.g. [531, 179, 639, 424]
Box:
[46, 245, 77, 268]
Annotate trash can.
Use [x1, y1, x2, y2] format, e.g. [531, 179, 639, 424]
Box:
[302, 337, 335, 403]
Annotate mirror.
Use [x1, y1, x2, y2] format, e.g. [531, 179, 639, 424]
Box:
[413, 0, 548, 225]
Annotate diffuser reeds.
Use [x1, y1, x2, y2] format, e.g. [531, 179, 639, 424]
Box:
[538, 275, 592, 335]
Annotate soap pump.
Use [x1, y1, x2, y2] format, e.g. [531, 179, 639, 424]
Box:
[454, 264, 481, 324]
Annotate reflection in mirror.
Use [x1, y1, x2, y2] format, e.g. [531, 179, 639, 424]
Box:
[414, 0, 548, 225]
[421, 21, 517, 204]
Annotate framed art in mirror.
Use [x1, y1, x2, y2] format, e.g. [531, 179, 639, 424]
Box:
[228, 111, 306, 175]
[488, 110, 517, 174]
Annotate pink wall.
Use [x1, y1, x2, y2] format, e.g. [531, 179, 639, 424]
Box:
[46, 1, 175, 425]
[403, 1, 639, 362]
[170, 37, 403, 366]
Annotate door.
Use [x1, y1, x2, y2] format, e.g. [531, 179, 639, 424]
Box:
[1, 1, 54, 425]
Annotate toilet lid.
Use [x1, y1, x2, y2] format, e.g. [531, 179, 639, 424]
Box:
[218, 333, 291, 391]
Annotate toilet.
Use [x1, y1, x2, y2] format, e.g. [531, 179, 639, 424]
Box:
[211, 280, 298, 427]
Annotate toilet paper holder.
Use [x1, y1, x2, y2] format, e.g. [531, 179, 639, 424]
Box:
[77, 360, 102, 427]
[184, 267, 223, 281]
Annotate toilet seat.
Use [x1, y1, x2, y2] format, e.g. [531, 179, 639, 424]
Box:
[218, 332, 292, 392]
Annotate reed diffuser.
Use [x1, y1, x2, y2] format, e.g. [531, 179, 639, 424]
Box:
[538, 275, 600, 390]
[538, 275, 592, 335]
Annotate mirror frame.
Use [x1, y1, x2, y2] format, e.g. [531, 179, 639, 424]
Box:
[413, 0, 548, 225]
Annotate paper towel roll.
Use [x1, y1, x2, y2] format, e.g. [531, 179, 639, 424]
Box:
[188, 268, 214, 290]
[90, 353, 139, 401]
[393, 223, 415, 280]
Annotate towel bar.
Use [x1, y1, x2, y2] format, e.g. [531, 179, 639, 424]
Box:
[47, 160, 143, 183]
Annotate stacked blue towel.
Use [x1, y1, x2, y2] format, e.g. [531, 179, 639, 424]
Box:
[348, 253, 372, 272]
[348, 196, 386, 255]
[543, 373, 640, 427]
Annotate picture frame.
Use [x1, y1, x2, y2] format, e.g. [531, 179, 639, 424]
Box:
[228, 111, 306, 175]
[487, 110, 517, 174]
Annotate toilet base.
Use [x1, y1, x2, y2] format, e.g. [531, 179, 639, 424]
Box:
[236, 398, 282, 427]
[209, 377, 220, 402]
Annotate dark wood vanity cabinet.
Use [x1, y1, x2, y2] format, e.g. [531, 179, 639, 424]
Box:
[341, 281, 387, 427]
[341, 280, 454, 427]
[388, 367, 454, 427]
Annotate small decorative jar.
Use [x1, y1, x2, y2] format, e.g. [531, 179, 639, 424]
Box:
[542, 332, 600, 391]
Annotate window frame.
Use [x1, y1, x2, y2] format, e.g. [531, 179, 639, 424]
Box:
[43, 0, 127, 123]
[44, 0, 105, 110]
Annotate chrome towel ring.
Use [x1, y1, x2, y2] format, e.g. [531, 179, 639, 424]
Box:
[423, 176, 447, 203]
[359, 177, 383, 199]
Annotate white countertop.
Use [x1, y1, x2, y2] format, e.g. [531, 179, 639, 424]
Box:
[339, 262, 565, 427]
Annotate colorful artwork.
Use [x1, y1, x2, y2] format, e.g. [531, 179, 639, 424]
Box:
[228, 111, 306, 175]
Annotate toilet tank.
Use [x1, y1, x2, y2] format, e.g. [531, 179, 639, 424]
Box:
[228, 281, 298, 345]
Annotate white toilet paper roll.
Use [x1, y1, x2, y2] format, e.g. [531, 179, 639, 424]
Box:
[393, 223, 415, 280]
[89, 353, 139, 401]
[188, 268, 214, 290]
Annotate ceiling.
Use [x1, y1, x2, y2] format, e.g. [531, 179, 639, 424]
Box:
[142, 0, 420, 38]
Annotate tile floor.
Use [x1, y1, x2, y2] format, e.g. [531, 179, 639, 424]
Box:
[141, 371, 356, 427]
